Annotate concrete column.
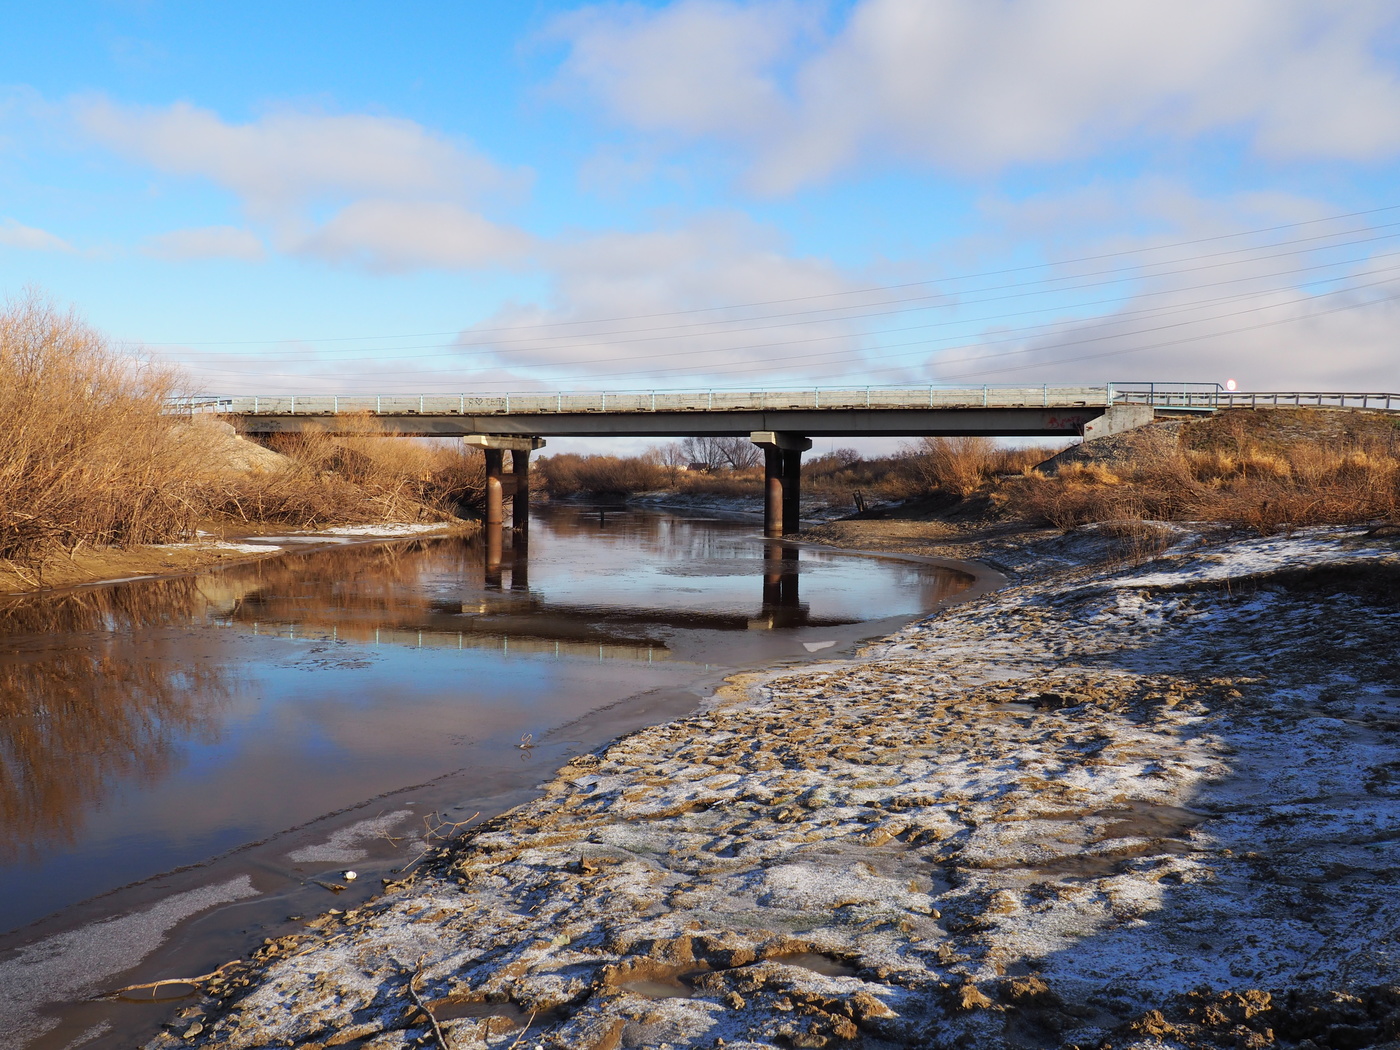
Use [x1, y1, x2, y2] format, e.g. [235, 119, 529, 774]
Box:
[511, 449, 532, 533]
[763, 447, 783, 538]
[465, 435, 546, 531]
[483, 448, 504, 527]
[781, 448, 803, 536]
[751, 432, 812, 537]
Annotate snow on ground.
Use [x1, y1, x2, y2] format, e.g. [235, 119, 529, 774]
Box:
[146, 525, 1400, 1050]
[317, 523, 456, 538]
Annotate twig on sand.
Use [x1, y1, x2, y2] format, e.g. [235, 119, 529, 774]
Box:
[396, 810, 481, 874]
[406, 959, 451, 1050]
[97, 961, 239, 1000]
[506, 1008, 539, 1049]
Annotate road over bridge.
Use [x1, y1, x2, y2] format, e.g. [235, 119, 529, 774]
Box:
[195, 383, 1399, 536]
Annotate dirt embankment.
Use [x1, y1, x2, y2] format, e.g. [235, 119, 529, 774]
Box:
[136, 517, 1400, 1050]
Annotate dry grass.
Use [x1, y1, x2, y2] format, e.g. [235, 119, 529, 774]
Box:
[209, 422, 480, 528]
[0, 295, 481, 570]
[1010, 412, 1400, 532]
[905, 436, 1061, 498]
[538, 453, 669, 496]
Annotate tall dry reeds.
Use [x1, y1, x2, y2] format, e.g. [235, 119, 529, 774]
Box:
[209, 421, 484, 527]
[0, 294, 208, 563]
[537, 453, 668, 496]
[1011, 413, 1400, 531]
[904, 436, 1061, 498]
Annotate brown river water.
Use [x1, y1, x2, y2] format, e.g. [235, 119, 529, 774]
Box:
[0, 505, 980, 1049]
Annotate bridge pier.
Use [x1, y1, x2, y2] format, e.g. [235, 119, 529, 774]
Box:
[465, 435, 546, 531]
[751, 431, 812, 536]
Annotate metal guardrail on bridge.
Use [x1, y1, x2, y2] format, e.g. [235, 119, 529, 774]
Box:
[1110, 383, 1400, 412]
[175, 385, 1115, 416]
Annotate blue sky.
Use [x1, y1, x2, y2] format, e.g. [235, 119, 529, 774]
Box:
[3, 0, 1400, 396]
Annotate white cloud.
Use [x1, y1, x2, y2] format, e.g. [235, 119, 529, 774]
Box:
[550, 1, 808, 140]
[72, 99, 524, 215]
[921, 189, 1400, 390]
[295, 200, 533, 272]
[0, 219, 74, 253]
[551, 0, 1400, 190]
[69, 98, 534, 272]
[143, 225, 264, 261]
[454, 213, 891, 386]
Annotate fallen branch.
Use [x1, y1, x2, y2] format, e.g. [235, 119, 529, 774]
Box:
[97, 960, 238, 1001]
[406, 961, 451, 1050]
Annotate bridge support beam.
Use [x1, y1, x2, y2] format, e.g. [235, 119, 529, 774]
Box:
[751, 431, 812, 537]
[465, 435, 546, 531]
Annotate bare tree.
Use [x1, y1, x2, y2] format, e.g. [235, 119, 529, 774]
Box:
[680, 436, 726, 471]
[715, 436, 763, 470]
[647, 441, 689, 484]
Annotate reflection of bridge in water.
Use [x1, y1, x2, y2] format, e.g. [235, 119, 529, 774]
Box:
[219, 530, 859, 662]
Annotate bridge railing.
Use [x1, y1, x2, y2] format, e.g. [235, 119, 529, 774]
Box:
[1111, 383, 1400, 412]
[201, 385, 1114, 416]
[178, 384, 1400, 416]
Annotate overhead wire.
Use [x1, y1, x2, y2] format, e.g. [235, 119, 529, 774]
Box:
[182, 246, 1400, 383]
[150, 204, 1400, 389]
[143, 202, 1400, 346]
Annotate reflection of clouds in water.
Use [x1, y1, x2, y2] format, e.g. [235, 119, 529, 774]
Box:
[287, 809, 413, 863]
[0, 876, 256, 1046]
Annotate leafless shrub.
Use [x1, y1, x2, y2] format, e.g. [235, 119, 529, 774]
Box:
[0, 293, 211, 563]
[537, 453, 668, 496]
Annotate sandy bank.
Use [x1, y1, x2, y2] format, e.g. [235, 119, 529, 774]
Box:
[143, 523, 1400, 1050]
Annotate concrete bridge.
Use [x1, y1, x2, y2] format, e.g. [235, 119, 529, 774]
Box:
[191, 383, 1400, 537]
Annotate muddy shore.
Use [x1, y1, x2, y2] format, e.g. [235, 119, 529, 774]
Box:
[116, 517, 1400, 1050]
[0, 522, 470, 597]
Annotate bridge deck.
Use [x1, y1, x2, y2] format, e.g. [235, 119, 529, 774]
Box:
[183, 384, 1400, 438]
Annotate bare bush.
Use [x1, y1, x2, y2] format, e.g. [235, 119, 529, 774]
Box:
[0, 294, 210, 563]
[538, 454, 668, 496]
[903, 437, 1054, 498]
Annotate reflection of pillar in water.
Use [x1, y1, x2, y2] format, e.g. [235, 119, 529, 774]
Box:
[511, 449, 531, 534]
[485, 523, 503, 590]
[510, 530, 529, 591]
[762, 539, 784, 606]
[762, 542, 801, 608]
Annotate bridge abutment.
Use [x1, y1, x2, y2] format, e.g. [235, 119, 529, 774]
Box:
[751, 431, 812, 536]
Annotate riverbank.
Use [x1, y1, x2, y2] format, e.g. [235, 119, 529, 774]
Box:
[136, 519, 1400, 1050]
[0, 521, 475, 596]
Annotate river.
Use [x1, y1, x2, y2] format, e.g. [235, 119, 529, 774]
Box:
[0, 505, 980, 1049]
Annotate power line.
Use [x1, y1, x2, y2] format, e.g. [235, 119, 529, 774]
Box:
[142, 203, 1400, 347]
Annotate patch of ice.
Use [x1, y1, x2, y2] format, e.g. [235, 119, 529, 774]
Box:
[318, 523, 450, 537]
[287, 810, 414, 863]
[0, 877, 257, 1046]
[803, 640, 838, 652]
